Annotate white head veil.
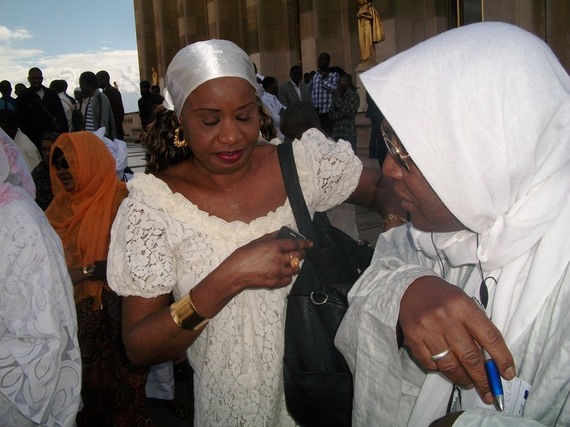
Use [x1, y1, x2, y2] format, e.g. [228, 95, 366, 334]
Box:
[0, 127, 35, 207]
[362, 22, 570, 346]
[163, 39, 258, 117]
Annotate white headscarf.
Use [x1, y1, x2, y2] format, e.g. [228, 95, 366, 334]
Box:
[93, 127, 129, 180]
[0, 128, 35, 207]
[163, 39, 258, 117]
[362, 22, 570, 347]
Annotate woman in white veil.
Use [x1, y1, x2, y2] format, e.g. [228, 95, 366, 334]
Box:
[337, 22, 570, 426]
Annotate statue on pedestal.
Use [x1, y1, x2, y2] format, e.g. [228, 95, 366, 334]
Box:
[357, 0, 384, 66]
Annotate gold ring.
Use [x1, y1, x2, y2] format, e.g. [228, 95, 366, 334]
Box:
[289, 255, 300, 268]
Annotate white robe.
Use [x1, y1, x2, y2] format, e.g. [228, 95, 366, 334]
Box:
[261, 92, 286, 140]
[337, 225, 570, 426]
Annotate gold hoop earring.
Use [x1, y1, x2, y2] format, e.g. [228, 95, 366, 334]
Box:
[173, 127, 187, 148]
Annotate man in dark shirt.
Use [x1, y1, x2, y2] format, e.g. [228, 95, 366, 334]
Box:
[14, 83, 27, 99]
[0, 80, 17, 111]
[329, 73, 360, 152]
[16, 67, 68, 150]
[97, 70, 125, 139]
[137, 80, 154, 133]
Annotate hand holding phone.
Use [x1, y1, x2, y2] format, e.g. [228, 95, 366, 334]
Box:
[275, 226, 305, 240]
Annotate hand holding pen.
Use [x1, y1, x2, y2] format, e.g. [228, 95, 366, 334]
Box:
[473, 297, 504, 411]
[399, 277, 516, 407]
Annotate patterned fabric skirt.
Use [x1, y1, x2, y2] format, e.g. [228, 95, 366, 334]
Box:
[75, 291, 154, 427]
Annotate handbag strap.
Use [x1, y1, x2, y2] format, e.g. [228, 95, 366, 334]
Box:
[277, 141, 319, 245]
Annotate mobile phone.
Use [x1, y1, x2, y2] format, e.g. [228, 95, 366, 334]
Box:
[275, 226, 306, 240]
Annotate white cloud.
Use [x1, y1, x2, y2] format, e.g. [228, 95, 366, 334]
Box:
[39, 50, 140, 91]
[0, 28, 141, 112]
[0, 25, 32, 42]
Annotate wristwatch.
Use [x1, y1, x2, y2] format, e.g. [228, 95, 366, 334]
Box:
[83, 264, 96, 277]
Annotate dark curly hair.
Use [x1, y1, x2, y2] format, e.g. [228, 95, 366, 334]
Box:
[258, 96, 276, 141]
[143, 106, 192, 174]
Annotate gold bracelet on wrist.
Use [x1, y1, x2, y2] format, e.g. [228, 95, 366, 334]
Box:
[382, 214, 408, 227]
[170, 291, 209, 331]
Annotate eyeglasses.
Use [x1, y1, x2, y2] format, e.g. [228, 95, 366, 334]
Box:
[381, 122, 411, 171]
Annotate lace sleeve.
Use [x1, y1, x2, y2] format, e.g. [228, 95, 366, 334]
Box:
[294, 128, 363, 212]
[108, 197, 176, 298]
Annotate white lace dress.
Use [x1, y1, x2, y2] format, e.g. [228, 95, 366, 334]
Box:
[108, 131, 363, 426]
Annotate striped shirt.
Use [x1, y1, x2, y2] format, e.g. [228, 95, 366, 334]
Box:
[84, 97, 94, 131]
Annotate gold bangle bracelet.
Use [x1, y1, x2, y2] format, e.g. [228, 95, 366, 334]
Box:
[382, 214, 408, 226]
[170, 291, 209, 331]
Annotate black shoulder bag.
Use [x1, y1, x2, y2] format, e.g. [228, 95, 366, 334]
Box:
[278, 141, 374, 427]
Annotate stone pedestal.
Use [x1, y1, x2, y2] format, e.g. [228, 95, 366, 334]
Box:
[355, 62, 377, 113]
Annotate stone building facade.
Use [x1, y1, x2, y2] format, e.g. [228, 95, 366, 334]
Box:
[134, 1, 569, 92]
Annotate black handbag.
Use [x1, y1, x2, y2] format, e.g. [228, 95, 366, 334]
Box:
[278, 141, 374, 427]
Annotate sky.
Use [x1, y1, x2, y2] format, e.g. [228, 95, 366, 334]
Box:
[0, 0, 141, 113]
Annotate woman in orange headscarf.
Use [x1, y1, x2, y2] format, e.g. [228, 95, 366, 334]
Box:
[46, 131, 153, 427]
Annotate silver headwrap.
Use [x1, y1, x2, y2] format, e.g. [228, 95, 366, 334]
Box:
[163, 39, 258, 117]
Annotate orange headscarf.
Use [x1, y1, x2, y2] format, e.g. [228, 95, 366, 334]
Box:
[46, 132, 127, 306]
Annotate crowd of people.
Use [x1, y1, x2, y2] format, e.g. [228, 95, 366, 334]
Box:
[2, 21, 570, 427]
[0, 67, 130, 210]
[247, 50, 378, 159]
[2, 67, 127, 151]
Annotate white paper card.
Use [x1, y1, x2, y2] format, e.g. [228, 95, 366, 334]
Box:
[467, 377, 532, 416]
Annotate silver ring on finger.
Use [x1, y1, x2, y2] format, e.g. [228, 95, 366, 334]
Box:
[430, 348, 451, 362]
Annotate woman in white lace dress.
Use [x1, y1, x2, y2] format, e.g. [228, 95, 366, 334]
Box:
[107, 39, 399, 426]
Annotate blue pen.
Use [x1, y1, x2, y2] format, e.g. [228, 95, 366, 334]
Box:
[473, 297, 504, 411]
[483, 349, 505, 411]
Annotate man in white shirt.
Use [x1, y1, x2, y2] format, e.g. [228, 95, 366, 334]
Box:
[260, 76, 286, 141]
